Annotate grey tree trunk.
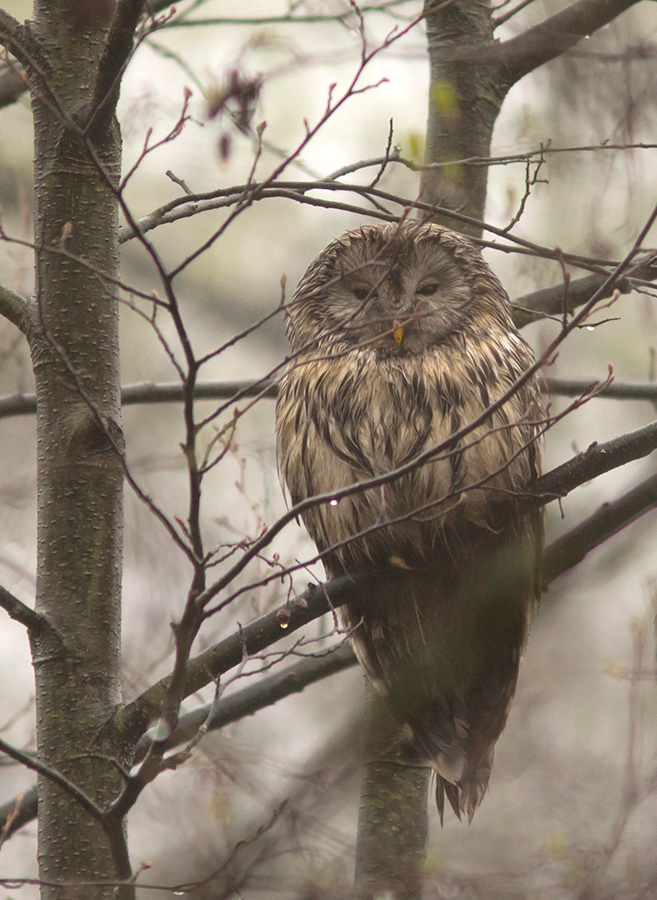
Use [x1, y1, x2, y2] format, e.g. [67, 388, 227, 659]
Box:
[355, 692, 429, 900]
[26, 3, 128, 896]
[421, 0, 502, 239]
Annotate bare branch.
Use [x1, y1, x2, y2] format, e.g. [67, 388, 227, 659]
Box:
[0, 10, 24, 52]
[0, 380, 277, 420]
[135, 641, 357, 760]
[0, 737, 103, 823]
[156, 2, 419, 28]
[494, 0, 542, 28]
[0, 283, 34, 336]
[499, 0, 645, 87]
[529, 418, 657, 507]
[115, 176, 654, 297]
[545, 377, 657, 402]
[0, 391, 40, 419]
[512, 257, 657, 328]
[543, 471, 657, 586]
[0, 585, 43, 633]
[88, 0, 145, 136]
[9, 367, 657, 424]
[0, 790, 37, 845]
[0, 64, 27, 110]
[119, 573, 371, 740]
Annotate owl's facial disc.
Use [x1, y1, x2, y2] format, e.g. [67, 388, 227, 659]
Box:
[340, 276, 420, 350]
[334, 266, 469, 354]
[306, 237, 477, 355]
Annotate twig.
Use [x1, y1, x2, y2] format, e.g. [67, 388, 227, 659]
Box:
[134, 641, 356, 759]
[0, 737, 103, 822]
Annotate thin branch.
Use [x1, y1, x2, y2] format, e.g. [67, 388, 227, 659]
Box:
[0, 14, 52, 99]
[134, 641, 357, 759]
[499, 0, 644, 87]
[156, 1, 418, 27]
[0, 64, 27, 110]
[0, 283, 35, 336]
[545, 377, 657, 402]
[0, 737, 103, 822]
[8, 366, 657, 423]
[493, 0, 539, 28]
[88, 0, 146, 136]
[9, 367, 657, 423]
[123, 378, 276, 406]
[0, 586, 43, 633]
[543, 471, 657, 586]
[0, 10, 24, 53]
[114, 176, 655, 299]
[528, 418, 657, 507]
[120, 571, 376, 740]
[0, 790, 36, 845]
[511, 258, 656, 328]
[0, 391, 37, 419]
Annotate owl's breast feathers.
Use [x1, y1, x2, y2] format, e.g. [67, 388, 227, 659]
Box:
[277, 325, 541, 573]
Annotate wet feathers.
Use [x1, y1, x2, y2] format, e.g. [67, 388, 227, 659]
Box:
[276, 222, 543, 821]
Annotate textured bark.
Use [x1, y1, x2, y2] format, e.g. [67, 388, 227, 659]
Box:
[421, 0, 502, 238]
[26, 2, 128, 896]
[355, 691, 429, 899]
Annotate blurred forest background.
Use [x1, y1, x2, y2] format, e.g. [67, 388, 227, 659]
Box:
[1, 1, 657, 897]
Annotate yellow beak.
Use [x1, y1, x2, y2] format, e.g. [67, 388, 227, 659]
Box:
[393, 322, 404, 345]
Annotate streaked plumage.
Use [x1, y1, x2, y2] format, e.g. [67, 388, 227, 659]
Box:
[276, 222, 543, 821]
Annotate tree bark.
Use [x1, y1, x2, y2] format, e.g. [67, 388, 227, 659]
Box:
[420, 0, 502, 238]
[355, 690, 429, 899]
[26, 2, 128, 896]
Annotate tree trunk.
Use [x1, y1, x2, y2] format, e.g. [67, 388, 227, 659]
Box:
[26, 3, 128, 896]
[421, 0, 502, 238]
[355, 690, 429, 899]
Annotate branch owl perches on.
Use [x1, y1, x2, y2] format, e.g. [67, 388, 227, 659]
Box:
[276, 221, 544, 822]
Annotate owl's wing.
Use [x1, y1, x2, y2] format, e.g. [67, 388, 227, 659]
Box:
[342, 510, 539, 823]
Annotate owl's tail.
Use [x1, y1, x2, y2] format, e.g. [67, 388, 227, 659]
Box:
[410, 708, 495, 824]
[433, 753, 493, 825]
[341, 529, 535, 825]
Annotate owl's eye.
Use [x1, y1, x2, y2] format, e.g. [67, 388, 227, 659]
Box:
[417, 283, 439, 296]
[354, 286, 374, 301]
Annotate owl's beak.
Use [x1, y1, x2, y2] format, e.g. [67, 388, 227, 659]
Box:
[393, 321, 404, 345]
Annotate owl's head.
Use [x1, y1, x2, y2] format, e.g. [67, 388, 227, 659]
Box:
[286, 222, 514, 356]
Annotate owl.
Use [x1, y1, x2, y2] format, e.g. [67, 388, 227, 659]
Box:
[276, 221, 543, 822]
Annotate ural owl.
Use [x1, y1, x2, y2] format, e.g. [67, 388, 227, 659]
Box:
[276, 221, 543, 821]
